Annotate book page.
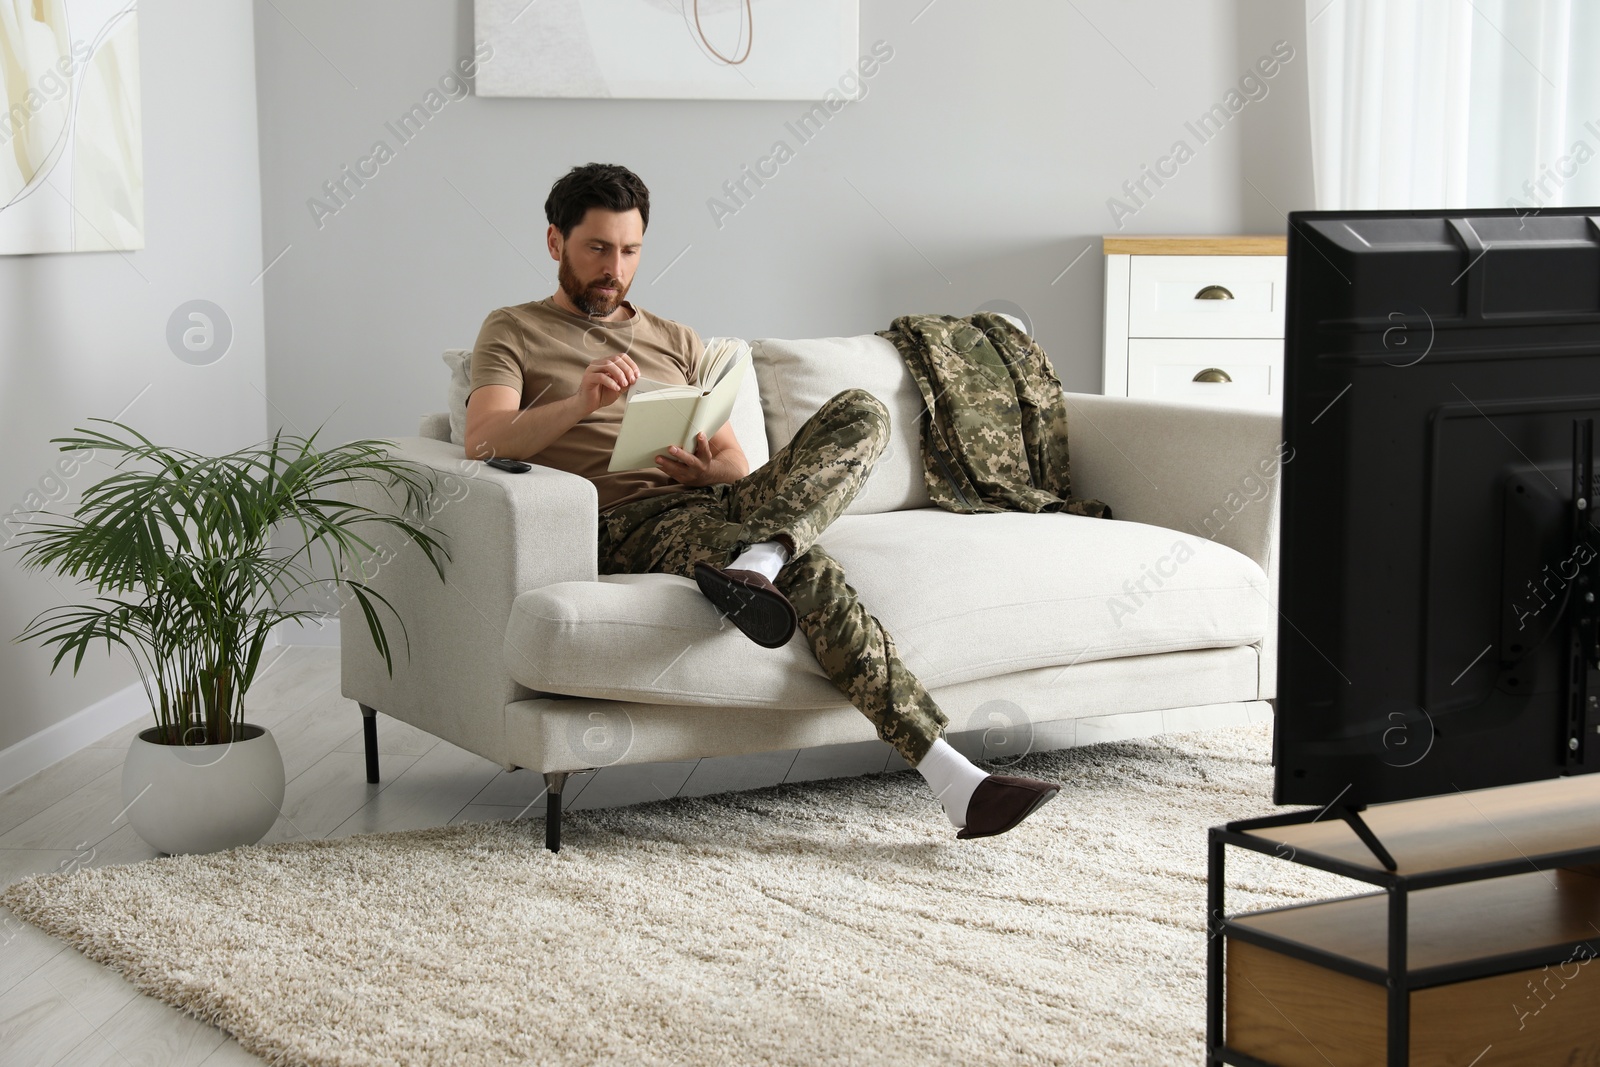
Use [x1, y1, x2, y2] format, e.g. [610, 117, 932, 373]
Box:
[696, 335, 750, 391]
[683, 346, 750, 450]
[628, 377, 695, 399]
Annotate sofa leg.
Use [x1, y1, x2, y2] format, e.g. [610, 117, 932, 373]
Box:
[360, 704, 380, 784]
[543, 771, 569, 852]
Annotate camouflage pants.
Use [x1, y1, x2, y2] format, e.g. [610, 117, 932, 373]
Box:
[597, 388, 949, 766]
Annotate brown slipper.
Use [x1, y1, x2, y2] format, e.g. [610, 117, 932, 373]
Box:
[693, 563, 799, 648]
[955, 774, 1061, 839]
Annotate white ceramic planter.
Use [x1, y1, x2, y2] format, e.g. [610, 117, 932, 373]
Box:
[122, 724, 286, 855]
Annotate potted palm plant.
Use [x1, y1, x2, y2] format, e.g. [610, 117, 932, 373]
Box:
[11, 420, 448, 855]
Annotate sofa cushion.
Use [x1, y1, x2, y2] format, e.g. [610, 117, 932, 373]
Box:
[442, 349, 472, 445]
[751, 335, 931, 515]
[440, 344, 771, 470]
[504, 509, 1269, 707]
[419, 412, 451, 442]
[723, 349, 771, 469]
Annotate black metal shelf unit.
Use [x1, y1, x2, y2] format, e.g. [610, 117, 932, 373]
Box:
[1207, 799, 1600, 1067]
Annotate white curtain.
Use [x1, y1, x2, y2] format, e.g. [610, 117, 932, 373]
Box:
[1306, 0, 1600, 211]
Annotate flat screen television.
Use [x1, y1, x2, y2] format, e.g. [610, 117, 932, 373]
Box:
[1274, 206, 1600, 820]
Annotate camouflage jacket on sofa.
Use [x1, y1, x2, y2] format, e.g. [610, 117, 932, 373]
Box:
[877, 312, 1112, 519]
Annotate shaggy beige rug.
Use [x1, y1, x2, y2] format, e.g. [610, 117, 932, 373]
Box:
[2, 725, 1350, 1067]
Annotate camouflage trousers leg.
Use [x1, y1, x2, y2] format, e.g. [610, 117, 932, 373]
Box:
[597, 388, 949, 766]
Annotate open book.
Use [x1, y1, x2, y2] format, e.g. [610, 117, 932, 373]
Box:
[607, 337, 752, 472]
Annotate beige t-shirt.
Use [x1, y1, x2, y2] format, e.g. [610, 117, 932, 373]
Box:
[469, 297, 704, 515]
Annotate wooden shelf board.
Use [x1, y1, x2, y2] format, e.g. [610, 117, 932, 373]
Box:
[1241, 774, 1600, 876]
[1226, 937, 1600, 1067]
[1101, 235, 1287, 256]
[1231, 868, 1600, 974]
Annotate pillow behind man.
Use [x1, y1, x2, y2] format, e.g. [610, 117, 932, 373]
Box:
[442, 349, 471, 446]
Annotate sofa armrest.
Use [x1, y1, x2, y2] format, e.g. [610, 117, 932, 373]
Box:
[1062, 392, 1282, 571]
[1063, 393, 1282, 701]
[338, 436, 598, 765]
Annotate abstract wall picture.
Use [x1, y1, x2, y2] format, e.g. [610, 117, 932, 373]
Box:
[474, 0, 858, 100]
[1, 0, 144, 255]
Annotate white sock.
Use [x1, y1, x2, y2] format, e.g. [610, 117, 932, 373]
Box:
[730, 539, 789, 581]
[915, 737, 991, 828]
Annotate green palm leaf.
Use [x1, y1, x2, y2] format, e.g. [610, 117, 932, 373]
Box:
[9, 419, 449, 745]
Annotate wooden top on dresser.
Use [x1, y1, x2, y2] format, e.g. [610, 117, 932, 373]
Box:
[1102, 235, 1287, 256]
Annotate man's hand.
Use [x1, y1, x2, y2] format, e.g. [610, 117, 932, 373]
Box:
[655, 432, 737, 487]
[578, 354, 639, 415]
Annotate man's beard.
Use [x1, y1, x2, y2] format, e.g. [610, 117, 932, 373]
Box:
[558, 253, 629, 318]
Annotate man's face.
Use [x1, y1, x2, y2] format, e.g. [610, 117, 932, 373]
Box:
[551, 207, 643, 318]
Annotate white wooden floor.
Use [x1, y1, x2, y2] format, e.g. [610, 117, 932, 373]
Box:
[0, 645, 923, 1065]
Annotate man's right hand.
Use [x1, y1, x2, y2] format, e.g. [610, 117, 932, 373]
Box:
[464, 352, 641, 464]
[579, 354, 640, 414]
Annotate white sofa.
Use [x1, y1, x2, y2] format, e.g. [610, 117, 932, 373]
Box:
[339, 333, 1282, 850]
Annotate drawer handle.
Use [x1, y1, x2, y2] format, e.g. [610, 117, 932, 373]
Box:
[1195, 285, 1235, 301]
[1193, 367, 1233, 384]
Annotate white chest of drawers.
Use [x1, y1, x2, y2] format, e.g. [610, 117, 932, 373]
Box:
[1101, 235, 1288, 411]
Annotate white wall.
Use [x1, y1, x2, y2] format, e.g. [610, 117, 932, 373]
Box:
[0, 0, 1313, 774]
[0, 0, 268, 760]
[255, 0, 1313, 444]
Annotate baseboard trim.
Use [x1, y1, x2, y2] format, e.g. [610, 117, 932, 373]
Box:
[273, 616, 340, 647]
[0, 677, 150, 795]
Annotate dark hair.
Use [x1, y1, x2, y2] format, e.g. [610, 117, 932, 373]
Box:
[544, 163, 651, 238]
